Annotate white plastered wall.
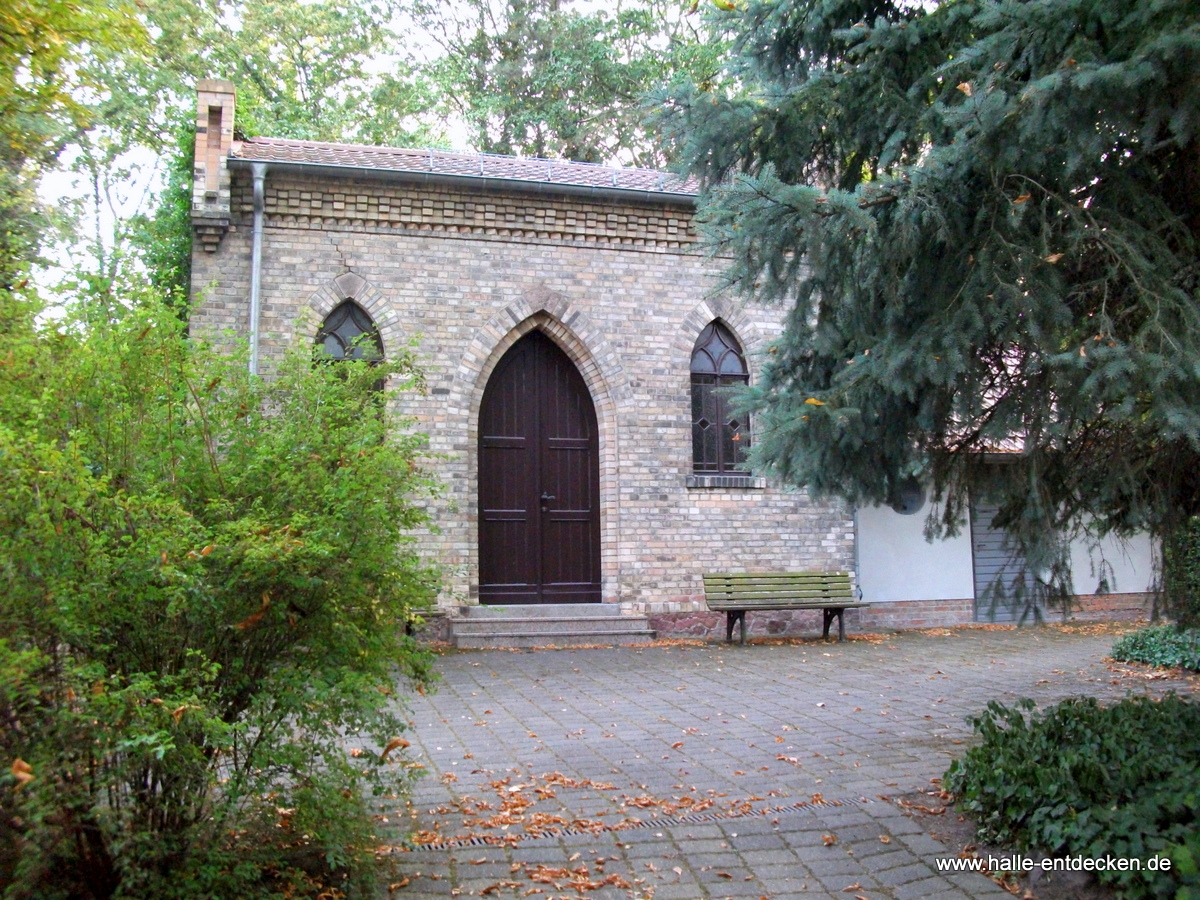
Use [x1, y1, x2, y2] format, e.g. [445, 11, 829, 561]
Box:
[858, 502, 1157, 604]
[856, 503, 975, 603]
[1068, 528, 1156, 595]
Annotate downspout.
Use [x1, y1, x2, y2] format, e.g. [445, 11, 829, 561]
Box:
[248, 162, 267, 374]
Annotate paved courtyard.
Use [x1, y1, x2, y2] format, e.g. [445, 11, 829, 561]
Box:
[376, 626, 1195, 900]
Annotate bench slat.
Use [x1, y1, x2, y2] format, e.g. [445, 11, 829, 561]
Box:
[706, 587, 853, 596]
[706, 599, 865, 609]
[703, 587, 852, 594]
[704, 583, 852, 593]
[706, 592, 855, 603]
[700, 578, 849, 585]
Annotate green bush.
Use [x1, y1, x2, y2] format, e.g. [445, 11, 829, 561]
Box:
[1112, 626, 1200, 672]
[1169, 832, 1200, 900]
[0, 293, 439, 899]
[945, 695, 1200, 900]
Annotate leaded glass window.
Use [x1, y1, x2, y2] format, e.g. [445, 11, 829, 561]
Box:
[315, 301, 383, 361]
[690, 321, 749, 472]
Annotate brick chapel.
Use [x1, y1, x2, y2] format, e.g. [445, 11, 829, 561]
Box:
[187, 81, 1156, 642]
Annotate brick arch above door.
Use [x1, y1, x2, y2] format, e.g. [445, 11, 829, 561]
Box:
[455, 295, 624, 605]
[454, 288, 630, 415]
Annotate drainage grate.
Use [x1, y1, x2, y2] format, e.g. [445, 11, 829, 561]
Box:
[399, 795, 877, 852]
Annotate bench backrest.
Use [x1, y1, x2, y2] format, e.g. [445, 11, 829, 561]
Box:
[703, 571, 854, 608]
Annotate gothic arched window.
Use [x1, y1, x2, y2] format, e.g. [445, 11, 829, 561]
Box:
[690, 321, 749, 473]
[315, 300, 383, 361]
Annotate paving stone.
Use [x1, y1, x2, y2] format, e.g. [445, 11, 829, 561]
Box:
[713, 879, 771, 896]
[803, 856, 866, 878]
[876, 814, 926, 835]
[873, 860, 944, 887]
[751, 862, 808, 882]
[739, 848, 799, 866]
[726, 833, 790, 855]
[650, 883, 711, 899]
[854, 847, 911, 871]
[900, 831, 963, 857]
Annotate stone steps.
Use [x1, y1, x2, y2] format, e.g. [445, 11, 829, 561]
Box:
[449, 604, 656, 649]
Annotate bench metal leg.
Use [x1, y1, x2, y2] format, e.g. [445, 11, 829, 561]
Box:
[726, 610, 747, 644]
[822, 608, 847, 642]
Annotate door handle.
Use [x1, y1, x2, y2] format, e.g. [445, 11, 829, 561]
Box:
[540, 492, 555, 512]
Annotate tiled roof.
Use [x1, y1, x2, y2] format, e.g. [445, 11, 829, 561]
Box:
[234, 137, 698, 197]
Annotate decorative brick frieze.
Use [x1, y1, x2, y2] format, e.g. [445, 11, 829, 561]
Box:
[228, 170, 698, 252]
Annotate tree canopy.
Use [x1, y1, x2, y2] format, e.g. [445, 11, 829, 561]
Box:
[0, 0, 143, 290]
[415, 0, 724, 166]
[661, 0, 1200, 613]
[26, 0, 721, 301]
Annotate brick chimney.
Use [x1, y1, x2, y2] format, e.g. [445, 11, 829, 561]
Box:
[192, 79, 236, 252]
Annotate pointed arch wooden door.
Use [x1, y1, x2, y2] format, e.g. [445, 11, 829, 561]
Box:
[479, 331, 601, 604]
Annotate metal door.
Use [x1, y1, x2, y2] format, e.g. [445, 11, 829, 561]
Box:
[970, 503, 1039, 622]
[478, 331, 600, 603]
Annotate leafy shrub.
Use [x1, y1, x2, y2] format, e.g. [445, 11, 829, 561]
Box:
[945, 695, 1200, 900]
[0, 294, 439, 899]
[1112, 626, 1200, 672]
[1169, 832, 1200, 900]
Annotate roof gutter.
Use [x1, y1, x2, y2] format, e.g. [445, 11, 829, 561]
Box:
[227, 157, 697, 207]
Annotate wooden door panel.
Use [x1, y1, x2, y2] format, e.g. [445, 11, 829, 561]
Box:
[479, 519, 537, 601]
[479, 331, 600, 604]
[479, 341, 537, 601]
[539, 345, 599, 604]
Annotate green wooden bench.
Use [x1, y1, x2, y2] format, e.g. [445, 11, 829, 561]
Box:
[703, 572, 868, 644]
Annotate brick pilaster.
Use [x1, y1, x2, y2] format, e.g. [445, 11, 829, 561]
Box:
[192, 79, 236, 252]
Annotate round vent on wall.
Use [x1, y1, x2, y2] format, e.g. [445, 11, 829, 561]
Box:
[891, 477, 926, 515]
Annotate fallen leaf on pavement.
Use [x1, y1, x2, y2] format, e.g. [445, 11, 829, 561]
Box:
[380, 737, 410, 761]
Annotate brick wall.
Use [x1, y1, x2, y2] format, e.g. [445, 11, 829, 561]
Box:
[191, 167, 856, 614]
[651, 599, 973, 641]
[644, 593, 1155, 641]
[1070, 593, 1155, 622]
[650, 608, 861, 641]
[857, 598, 974, 630]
